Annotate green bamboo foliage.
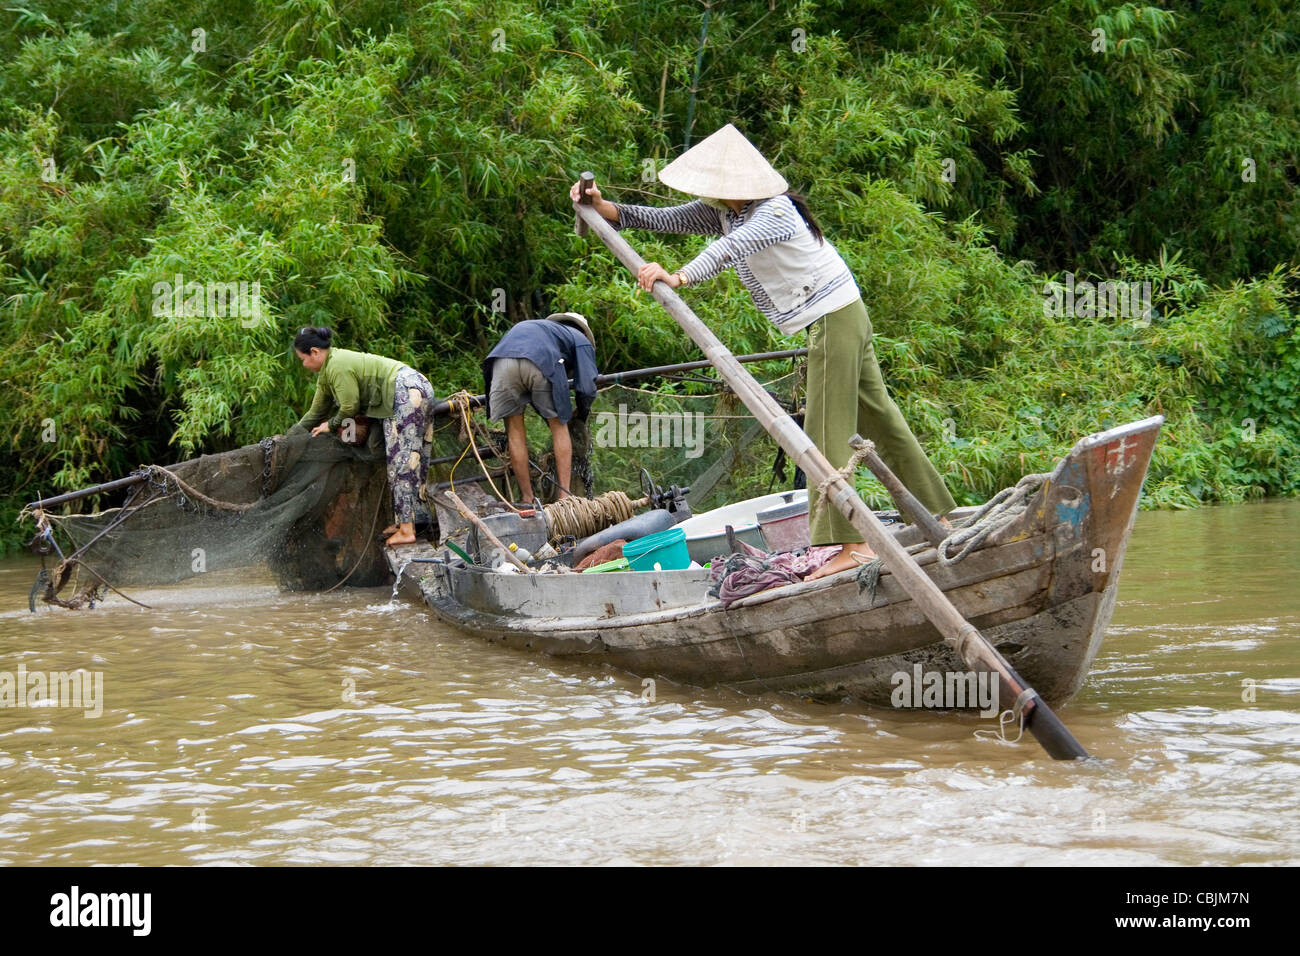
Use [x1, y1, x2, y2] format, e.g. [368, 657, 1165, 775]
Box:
[1, 0, 1297, 552]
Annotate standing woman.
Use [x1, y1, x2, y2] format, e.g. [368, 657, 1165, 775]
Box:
[570, 124, 956, 579]
[292, 326, 436, 547]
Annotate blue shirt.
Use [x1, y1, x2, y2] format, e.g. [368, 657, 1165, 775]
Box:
[483, 320, 599, 423]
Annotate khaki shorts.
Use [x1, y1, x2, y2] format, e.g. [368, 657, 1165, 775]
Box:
[489, 357, 560, 421]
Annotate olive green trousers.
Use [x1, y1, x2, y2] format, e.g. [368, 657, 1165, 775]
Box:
[805, 297, 956, 545]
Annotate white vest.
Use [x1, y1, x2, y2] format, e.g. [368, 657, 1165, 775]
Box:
[723, 200, 861, 334]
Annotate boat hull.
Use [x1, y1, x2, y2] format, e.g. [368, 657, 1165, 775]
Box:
[390, 417, 1162, 707]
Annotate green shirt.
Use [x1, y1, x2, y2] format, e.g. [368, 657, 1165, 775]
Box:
[297, 348, 404, 429]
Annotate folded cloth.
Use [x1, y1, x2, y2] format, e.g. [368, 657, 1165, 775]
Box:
[781, 544, 844, 577]
[707, 541, 841, 606]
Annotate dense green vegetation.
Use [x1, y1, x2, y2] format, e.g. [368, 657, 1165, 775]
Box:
[2, 0, 1297, 553]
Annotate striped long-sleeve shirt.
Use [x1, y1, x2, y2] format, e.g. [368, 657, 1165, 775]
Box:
[615, 195, 861, 335]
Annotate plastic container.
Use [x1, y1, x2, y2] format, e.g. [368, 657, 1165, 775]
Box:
[681, 523, 766, 565]
[677, 491, 808, 564]
[757, 496, 810, 552]
[469, 510, 549, 563]
[572, 508, 675, 564]
[622, 526, 690, 572]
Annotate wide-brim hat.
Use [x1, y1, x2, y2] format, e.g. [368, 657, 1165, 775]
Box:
[546, 312, 595, 347]
[658, 123, 789, 200]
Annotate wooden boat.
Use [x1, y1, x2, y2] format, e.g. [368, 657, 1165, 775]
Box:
[386, 415, 1162, 707]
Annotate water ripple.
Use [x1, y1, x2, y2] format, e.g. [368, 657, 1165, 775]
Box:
[2, 501, 1299, 864]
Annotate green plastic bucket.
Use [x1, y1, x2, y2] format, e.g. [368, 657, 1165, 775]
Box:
[622, 526, 690, 572]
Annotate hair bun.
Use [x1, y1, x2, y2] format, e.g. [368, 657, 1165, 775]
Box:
[292, 325, 335, 353]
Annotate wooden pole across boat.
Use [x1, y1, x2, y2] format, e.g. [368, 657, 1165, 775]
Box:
[850, 433, 949, 547]
[425, 348, 807, 419]
[572, 177, 1088, 760]
[443, 489, 532, 573]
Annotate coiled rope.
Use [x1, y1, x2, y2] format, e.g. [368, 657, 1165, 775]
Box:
[543, 490, 645, 540]
[937, 473, 1052, 566]
[436, 388, 649, 541]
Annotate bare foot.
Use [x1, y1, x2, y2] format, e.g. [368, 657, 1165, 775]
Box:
[385, 530, 417, 547]
[382, 524, 398, 536]
[806, 543, 876, 581]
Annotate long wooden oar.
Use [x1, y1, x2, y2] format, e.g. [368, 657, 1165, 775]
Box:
[573, 176, 1088, 760]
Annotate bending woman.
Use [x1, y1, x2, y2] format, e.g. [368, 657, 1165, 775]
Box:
[293, 326, 436, 547]
[569, 123, 956, 580]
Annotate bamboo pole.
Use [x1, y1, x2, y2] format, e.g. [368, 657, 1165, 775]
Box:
[594, 348, 807, 384]
[850, 434, 949, 547]
[26, 472, 148, 511]
[443, 490, 531, 573]
[426, 348, 808, 418]
[573, 196, 1088, 761]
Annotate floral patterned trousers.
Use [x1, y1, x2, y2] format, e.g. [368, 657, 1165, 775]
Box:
[382, 366, 436, 525]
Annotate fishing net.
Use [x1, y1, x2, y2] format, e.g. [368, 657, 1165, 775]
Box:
[423, 365, 805, 537]
[27, 359, 805, 606]
[30, 427, 393, 608]
[585, 368, 804, 512]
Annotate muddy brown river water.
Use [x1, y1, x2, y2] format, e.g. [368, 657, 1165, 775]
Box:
[1, 500, 1297, 865]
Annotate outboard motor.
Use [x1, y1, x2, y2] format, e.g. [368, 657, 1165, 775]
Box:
[640, 468, 692, 523]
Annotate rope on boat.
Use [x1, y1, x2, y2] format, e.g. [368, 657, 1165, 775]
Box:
[436, 387, 646, 541]
[445, 390, 520, 513]
[854, 556, 882, 602]
[141, 464, 256, 513]
[853, 540, 930, 601]
[809, 439, 878, 521]
[543, 490, 643, 540]
[796, 431, 1049, 569]
[937, 472, 1052, 567]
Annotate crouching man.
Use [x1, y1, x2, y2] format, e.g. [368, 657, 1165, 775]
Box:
[482, 312, 598, 505]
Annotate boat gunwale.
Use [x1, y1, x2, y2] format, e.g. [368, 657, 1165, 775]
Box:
[416, 527, 1060, 638]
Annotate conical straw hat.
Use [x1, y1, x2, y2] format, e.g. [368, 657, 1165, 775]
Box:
[658, 124, 789, 200]
[546, 312, 595, 347]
